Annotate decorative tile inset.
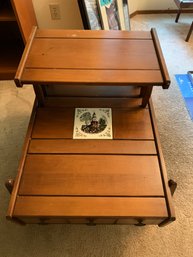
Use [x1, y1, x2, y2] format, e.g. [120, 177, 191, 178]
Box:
[73, 108, 113, 139]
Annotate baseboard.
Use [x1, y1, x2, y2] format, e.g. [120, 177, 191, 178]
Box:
[130, 11, 138, 18]
[130, 9, 193, 18]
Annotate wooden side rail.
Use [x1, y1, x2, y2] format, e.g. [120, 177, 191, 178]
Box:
[151, 28, 170, 89]
[14, 26, 37, 87]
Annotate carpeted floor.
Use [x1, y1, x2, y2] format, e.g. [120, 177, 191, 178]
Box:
[0, 14, 193, 257]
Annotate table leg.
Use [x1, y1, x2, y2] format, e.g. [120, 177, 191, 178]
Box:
[168, 179, 177, 196]
[175, 8, 181, 23]
[5, 179, 15, 194]
[33, 85, 45, 106]
[141, 86, 153, 108]
[140, 87, 146, 98]
[185, 21, 193, 42]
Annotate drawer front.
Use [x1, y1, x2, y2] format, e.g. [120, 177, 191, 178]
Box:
[18, 217, 164, 226]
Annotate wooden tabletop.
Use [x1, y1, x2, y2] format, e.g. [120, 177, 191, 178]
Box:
[7, 98, 175, 226]
[15, 27, 170, 88]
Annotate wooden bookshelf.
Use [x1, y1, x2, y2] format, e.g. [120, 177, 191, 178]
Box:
[0, 0, 37, 80]
[0, 1, 22, 79]
[0, 5, 15, 21]
[0, 40, 23, 79]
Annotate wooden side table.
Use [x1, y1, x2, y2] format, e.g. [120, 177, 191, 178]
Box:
[174, 0, 193, 23]
[6, 28, 175, 226]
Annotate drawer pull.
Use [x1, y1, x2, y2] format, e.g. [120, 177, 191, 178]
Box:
[39, 218, 49, 225]
[135, 219, 146, 226]
[87, 219, 96, 226]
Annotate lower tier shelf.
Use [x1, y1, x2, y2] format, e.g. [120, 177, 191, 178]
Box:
[7, 98, 175, 226]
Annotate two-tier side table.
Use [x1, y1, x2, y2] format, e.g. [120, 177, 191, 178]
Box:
[7, 27, 175, 226]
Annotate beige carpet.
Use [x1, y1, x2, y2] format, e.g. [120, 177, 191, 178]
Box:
[0, 14, 193, 257]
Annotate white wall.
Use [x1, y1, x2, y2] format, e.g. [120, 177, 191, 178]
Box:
[32, 0, 83, 29]
[130, 0, 176, 11]
[128, 0, 138, 14]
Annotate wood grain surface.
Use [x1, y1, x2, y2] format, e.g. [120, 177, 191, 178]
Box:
[15, 29, 166, 87]
[19, 155, 164, 196]
[14, 196, 168, 218]
[31, 107, 154, 139]
[26, 39, 159, 70]
[35, 29, 152, 39]
[29, 139, 156, 155]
